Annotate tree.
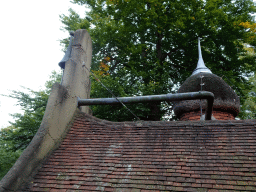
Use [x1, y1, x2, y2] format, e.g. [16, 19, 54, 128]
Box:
[60, 0, 256, 121]
[240, 73, 256, 119]
[0, 71, 61, 152]
[0, 71, 61, 179]
[0, 126, 22, 180]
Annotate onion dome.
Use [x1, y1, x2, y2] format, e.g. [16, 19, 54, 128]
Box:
[173, 38, 240, 120]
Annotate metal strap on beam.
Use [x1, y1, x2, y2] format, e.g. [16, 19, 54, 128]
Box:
[77, 91, 214, 120]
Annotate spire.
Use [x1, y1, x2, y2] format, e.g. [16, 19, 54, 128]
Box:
[192, 37, 212, 76]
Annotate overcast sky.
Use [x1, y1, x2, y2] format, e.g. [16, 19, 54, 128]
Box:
[0, 0, 86, 129]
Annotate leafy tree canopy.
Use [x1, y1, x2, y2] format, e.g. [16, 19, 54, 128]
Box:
[0, 125, 22, 180]
[0, 71, 61, 180]
[0, 71, 61, 152]
[60, 0, 256, 121]
[240, 73, 256, 119]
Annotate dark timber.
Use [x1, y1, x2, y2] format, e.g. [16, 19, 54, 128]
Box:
[77, 91, 214, 120]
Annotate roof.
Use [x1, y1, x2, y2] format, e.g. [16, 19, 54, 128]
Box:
[19, 111, 256, 192]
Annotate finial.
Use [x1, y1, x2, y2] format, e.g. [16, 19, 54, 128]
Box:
[70, 31, 75, 36]
[191, 37, 212, 76]
[58, 33, 74, 69]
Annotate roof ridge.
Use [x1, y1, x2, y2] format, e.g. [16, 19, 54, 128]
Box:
[76, 111, 256, 127]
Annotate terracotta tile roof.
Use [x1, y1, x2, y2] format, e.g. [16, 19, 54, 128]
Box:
[20, 112, 256, 191]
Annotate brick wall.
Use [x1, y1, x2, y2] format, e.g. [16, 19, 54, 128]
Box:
[180, 110, 235, 121]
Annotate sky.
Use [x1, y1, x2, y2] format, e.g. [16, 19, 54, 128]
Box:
[0, 0, 87, 129]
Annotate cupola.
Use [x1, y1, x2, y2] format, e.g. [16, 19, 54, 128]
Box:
[173, 38, 240, 121]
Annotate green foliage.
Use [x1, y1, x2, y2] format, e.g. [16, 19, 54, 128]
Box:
[60, 8, 91, 51]
[240, 74, 256, 119]
[0, 126, 22, 180]
[61, 0, 256, 121]
[0, 71, 61, 179]
[90, 68, 166, 121]
[0, 71, 61, 152]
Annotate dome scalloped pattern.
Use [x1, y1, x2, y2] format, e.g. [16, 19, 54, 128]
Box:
[173, 73, 240, 118]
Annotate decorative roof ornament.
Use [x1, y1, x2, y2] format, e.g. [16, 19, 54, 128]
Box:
[192, 37, 212, 76]
[58, 31, 75, 69]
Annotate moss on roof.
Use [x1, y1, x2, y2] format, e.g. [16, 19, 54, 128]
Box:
[173, 72, 240, 118]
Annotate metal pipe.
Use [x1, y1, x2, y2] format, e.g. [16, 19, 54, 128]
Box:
[77, 91, 214, 120]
